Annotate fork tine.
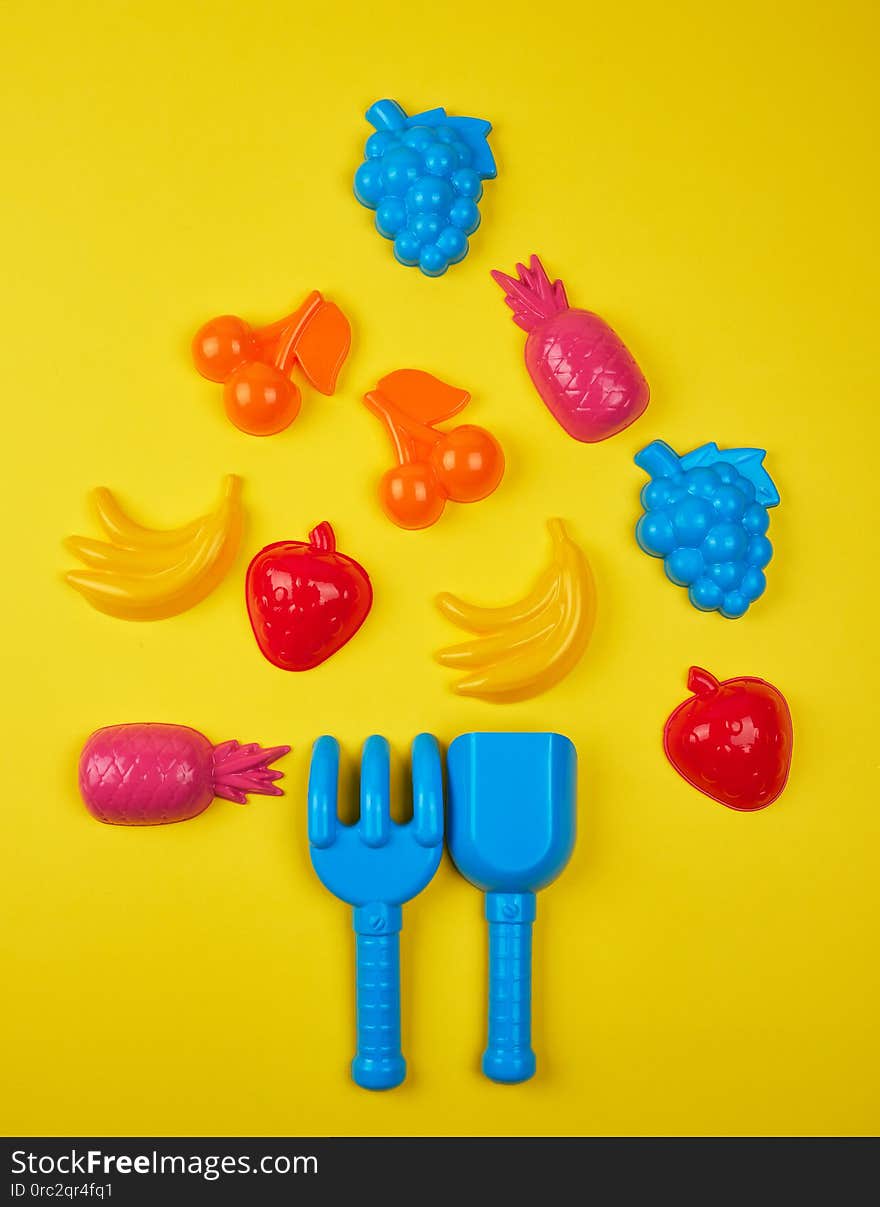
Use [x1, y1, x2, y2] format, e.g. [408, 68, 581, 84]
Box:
[360, 735, 391, 848]
[412, 733, 443, 848]
[308, 735, 339, 848]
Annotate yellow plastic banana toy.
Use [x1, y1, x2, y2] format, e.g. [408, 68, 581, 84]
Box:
[435, 518, 596, 703]
[65, 475, 243, 620]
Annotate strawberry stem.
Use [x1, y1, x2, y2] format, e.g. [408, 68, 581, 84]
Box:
[688, 667, 719, 697]
[309, 521, 336, 553]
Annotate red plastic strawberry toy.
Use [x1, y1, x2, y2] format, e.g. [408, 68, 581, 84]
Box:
[245, 523, 372, 671]
[663, 666, 793, 811]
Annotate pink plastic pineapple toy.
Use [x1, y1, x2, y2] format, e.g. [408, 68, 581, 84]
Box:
[491, 254, 650, 443]
[78, 723, 290, 826]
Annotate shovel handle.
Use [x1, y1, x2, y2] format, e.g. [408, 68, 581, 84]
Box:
[483, 891, 537, 1083]
[352, 904, 405, 1091]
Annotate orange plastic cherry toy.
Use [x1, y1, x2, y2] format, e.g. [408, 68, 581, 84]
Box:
[363, 370, 504, 530]
[193, 291, 351, 436]
[224, 362, 301, 436]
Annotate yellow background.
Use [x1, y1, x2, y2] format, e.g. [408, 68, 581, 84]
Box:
[2, 0, 878, 1137]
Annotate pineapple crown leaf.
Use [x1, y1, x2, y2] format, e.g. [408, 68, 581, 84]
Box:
[491, 254, 568, 332]
[212, 740, 291, 803]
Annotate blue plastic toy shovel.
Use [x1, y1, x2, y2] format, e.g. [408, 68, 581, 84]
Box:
[308, 734, 443, 1091]
[447, 732, 577, 1084]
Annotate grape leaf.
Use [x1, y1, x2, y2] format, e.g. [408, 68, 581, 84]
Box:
[408, 106, 447, 125]
[679, 441, 722, 469]
[407, 109, 497, 179]
[443, 116, 497, 178]
[721, 448, 781, 507]
[376, 369, 470, 424]
[681, 443, 780, 507]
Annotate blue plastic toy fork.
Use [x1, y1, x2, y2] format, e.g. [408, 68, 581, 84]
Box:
[308, 734, 443, 1091]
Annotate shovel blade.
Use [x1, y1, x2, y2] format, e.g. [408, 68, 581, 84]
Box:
[447, 732, 577, 895]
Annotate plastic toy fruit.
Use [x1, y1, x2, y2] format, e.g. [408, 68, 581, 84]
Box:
[436, 519, 595, 702]
[447, 732, 576, 1083]
[635, 440, 780, 619]
[223, 361, 301, 437]
[308, 734, 443, 1089]
[491, 255, 649, 442]
[79, 723, 290, 825]
[353, 99, 496, 277]
[65, 475, 243, 620]
[664, 667, 793, 811]
[364, 369, 504, 529]
[192, 291, 351, 435]
[246, 522, 372, 671]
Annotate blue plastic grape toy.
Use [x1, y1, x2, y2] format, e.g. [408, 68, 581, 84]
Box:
[634, 440, 780, 619]
[353, 99, 496, 277]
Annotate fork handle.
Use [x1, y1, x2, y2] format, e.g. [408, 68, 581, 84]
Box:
[352, 903, 405, 1091]
[483, 891, 537, 1084]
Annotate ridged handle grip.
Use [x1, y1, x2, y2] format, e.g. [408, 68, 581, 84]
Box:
[483, 892, 537, 1084]
[352, 904, 405, 1091]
